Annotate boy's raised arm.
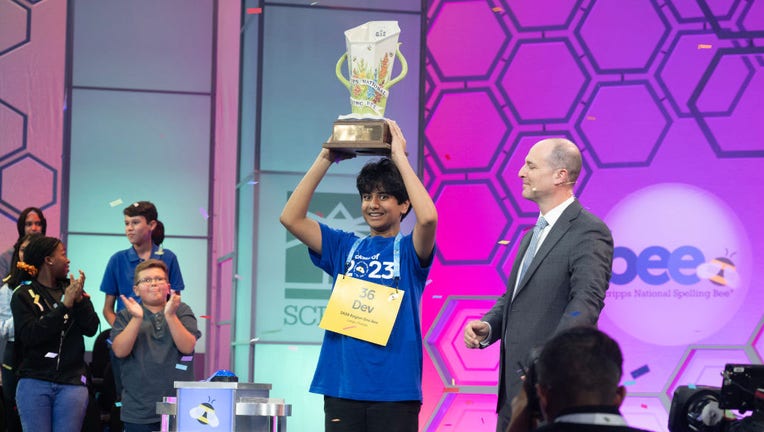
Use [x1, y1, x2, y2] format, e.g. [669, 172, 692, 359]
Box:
[280, 148, 338, 255]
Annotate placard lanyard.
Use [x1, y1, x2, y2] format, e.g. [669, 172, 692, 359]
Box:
[554, 413, 627, 426]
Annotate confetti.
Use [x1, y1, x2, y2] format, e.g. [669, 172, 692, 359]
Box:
[640, 403, 648, 409]
[199, 207, 209, 220]
[246, 7, 262, 14]
[234, 274, 241, 280]
[2, 364, 11, 370]
[45, 352, 58, 358]
[247, 180, 259, 185]
[106, 338, 113, 345]
[586, 116, 596, 120]
[492, 7, 503, 12]
[444, 154, 451, 160]
[81, 375, 87, 385]
[199, 315, 210, 319]
[181, 355, 193, 362]
[115, 402, 122, 407]
[697, 44, 712, 49]
[443, 387, 460, 393]
[109, 198, 123, 207]
[175, 364, 188, 371]
[630, 364, 650, 379]
[498, 240, 510, 245]
[432, 295, 443, 299]
[570, 311, 581, 317]
[688, 384, 697, 389]
[425, 279, 433, 286]
[623, 380, 636, 386]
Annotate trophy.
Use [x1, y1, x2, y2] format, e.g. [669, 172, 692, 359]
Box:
[324, 21, 408, 155]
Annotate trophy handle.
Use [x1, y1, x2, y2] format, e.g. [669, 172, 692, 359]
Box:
[335, 53, 351, 90]
[385, 44, 408, 90]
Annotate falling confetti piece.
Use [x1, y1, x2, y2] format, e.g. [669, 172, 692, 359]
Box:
[492, 6, 503, 12]
[623, 380, 636, 386]
[631, 364, 650, 379]
[498, 240, 510, 245]
[688, 384, 697, 389]
[443, 387, 460, 393]
[181, 355, 193, 362]
[444, 154, 451, 160]
[697, 44, 712, 49]
[200, 315, 210, 319]
[234, 274, 241, 279]
[246, 7, 262, 14]
[432, 295, 443, 299]
[115, 402, 122, 407]
[247, 180, 259, 185]
[175, 364, 188, 371]
[586, 116, 596, 120]
[109, 198, 123, 207]
[425, 279, 433, 286]
[641, 403, 648, 409]
[200, 207, 209, 220]
[570, 311, 581, 317]
[81, 375, 87, 384]
[45, 352, 58, 358]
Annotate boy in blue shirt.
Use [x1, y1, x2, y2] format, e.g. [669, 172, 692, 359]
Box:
[280, 119, 438, 432]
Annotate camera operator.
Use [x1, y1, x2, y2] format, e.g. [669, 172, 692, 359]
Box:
[507, 326, 653, 432]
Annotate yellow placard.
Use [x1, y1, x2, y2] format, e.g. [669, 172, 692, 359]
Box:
[319, 275, 404, 346]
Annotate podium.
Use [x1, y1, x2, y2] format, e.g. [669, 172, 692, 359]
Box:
[156, 382, 292, 431]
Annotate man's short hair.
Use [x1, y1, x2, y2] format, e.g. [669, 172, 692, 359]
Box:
[356, 158, 411, 220]
[547, 138, 582, 184]
[535, 326, 623, 405]
[133, 259, 168, 286]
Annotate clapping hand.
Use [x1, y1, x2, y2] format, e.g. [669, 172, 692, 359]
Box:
[121, 295, 144, 319]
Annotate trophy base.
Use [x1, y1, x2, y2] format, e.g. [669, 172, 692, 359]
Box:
[324, 119, 391, 156]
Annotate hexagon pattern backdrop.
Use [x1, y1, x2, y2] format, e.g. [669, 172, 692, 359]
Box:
[421, 1, 764, 431]
[0, 0, 65, 241]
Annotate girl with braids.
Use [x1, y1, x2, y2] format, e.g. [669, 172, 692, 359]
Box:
[10, 236, 99, 432]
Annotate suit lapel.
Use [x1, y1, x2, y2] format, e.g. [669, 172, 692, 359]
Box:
[512, 200, 583, 300]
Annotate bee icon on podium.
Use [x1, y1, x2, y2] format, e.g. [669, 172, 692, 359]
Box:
[190, 397, 220, 427]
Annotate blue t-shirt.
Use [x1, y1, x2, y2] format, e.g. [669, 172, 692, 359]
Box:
[99, 244, 185, 311]
[308, 223, 432, 402]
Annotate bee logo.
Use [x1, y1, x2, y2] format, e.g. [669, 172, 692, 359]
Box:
[697, 251, 739, 288]
[189, 397, 219, 427]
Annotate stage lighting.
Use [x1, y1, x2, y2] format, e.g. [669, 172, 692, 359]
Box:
[668, 364, 764, 432]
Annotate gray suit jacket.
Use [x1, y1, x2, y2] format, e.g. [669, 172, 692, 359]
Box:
[482, 200, 614, 412]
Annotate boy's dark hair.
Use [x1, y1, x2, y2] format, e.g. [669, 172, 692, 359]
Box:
[16, 207, 47, 237]
[124, 201, 165, 245]
[356, 158, 411, 220]
[535, 326, 623, 406]
[4, 233, 42, 286]
[134, 259, 168, 286]
[19, 236, 62, 281]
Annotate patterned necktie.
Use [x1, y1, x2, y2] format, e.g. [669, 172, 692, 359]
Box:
[516, 216, 548, 287]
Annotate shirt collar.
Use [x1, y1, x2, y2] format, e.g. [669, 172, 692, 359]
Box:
[540, 196, 575, 228]
[126, 244, 160, 263]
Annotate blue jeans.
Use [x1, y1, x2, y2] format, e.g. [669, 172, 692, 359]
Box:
[16, 378, 89, 432]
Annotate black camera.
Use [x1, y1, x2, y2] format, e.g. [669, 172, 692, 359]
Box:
[668, 364, 764, 432]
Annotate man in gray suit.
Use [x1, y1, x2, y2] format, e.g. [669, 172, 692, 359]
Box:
[463, 138, 614, 432]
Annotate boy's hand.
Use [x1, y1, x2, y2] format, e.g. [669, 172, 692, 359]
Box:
[386, 119, 407, 160]
[164, 292, 180, 317]
[121, 295, 143, 319]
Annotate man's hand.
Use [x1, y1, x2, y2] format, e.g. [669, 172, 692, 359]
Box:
[464, 320, 490, 348]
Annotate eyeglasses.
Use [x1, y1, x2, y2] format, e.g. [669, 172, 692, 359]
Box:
[136, 276, 167, 286]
